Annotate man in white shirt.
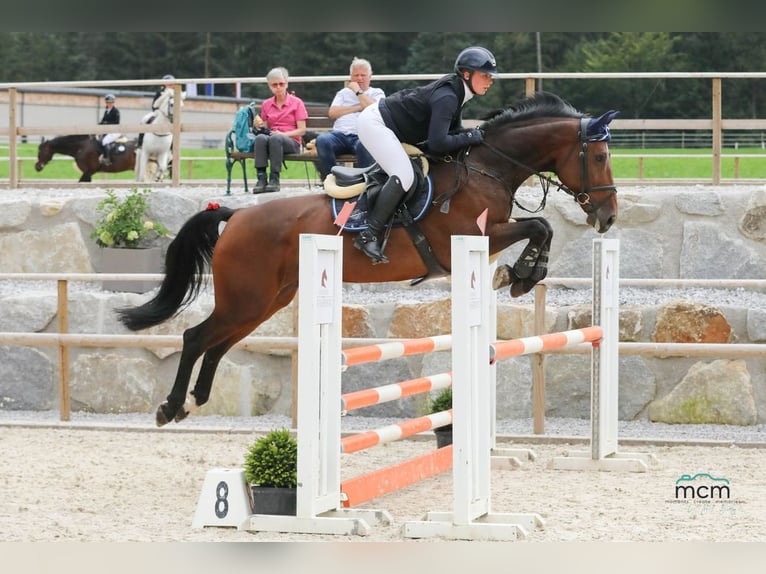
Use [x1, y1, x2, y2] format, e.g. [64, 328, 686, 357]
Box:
[315, 58, 385, 181]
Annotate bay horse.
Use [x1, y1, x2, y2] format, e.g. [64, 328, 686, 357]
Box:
[118, 91, 620, 427]
[35, 135, 137, 182]
[135, 90, 178, 182]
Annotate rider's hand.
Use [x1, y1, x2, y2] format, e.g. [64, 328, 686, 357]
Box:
[466, 128, 484, 144]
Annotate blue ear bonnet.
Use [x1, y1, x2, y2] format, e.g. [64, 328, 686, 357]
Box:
[585, 110, 620, 142]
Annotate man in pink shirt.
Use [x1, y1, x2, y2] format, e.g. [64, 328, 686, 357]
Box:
[254, 67, 308, 193]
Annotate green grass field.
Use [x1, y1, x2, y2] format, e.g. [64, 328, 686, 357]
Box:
[0, 143, 321, 183]
[2, 143, 765, 182]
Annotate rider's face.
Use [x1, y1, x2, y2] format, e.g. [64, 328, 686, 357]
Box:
[467, 71, 494, 95]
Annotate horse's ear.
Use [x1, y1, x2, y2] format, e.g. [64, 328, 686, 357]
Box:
[40, 136, 46, 144]
[586, 110, 620, 140]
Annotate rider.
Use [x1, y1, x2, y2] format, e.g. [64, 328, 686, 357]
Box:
[99, 94, 121, 166]
[355, 46, 498, 264]
[139, 74, 175, 146]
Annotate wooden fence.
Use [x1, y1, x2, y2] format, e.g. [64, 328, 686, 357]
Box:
[1, 272, 763, 427]
[3, 72, 766, 187]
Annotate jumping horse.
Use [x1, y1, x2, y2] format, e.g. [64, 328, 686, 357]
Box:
[35, 135, 137, 182]
[135, 89, 178, 182]
[118, 91, 620, 427]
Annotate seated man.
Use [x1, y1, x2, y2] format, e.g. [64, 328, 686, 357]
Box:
[99, 94, 121, 166]
[315, 58, 385, 182]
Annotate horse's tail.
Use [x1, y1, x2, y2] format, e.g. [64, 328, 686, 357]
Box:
[117, 205, 237, 331]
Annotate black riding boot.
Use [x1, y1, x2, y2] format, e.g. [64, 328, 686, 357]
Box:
[100, 145, 112, 166]
[354, 175, 407, 264]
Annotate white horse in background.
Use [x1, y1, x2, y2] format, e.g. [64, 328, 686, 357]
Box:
[136, 90, 183, 182]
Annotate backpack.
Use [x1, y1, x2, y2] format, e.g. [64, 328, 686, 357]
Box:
[233, 104, 256, 153]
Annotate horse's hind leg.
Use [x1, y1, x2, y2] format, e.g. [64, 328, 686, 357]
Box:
[176, 287, 299, 422]
[156, 320, 214, 426]
[172, 328, 250, 423]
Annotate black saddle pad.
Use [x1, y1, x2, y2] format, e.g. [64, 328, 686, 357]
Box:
[330, 175, 434, 232]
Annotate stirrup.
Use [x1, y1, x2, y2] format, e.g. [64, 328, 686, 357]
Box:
[354, 232, 388, 264]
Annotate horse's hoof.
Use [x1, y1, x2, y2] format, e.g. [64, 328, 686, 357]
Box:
[492, 265, 514, 290]
[155, 403, 174, 427]
[174, 409, 190, 423]
[510, 279, 535, 298]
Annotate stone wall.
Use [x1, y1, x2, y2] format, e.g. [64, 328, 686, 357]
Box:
[0, 184, 764, 424]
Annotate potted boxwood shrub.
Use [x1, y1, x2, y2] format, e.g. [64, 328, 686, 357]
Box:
[430, 387, 453, 448]
[243, 428, 298, 516]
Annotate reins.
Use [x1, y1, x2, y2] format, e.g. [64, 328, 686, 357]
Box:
[434, 117, 618, 215]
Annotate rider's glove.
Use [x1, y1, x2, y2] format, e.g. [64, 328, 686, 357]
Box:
[465, 128, 484, 144]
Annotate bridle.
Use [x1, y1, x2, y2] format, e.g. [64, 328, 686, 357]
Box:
[438, 116, 618, 214]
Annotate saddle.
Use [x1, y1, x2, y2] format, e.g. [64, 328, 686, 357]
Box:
[326, 145, 448, 284]
[327, 143, 431, 232]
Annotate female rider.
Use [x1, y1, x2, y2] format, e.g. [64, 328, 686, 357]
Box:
[355, 46, 498, 263]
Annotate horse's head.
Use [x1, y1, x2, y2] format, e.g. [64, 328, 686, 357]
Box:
[553, 110, 620, 233]
[480, 93, 619, 233]
[35, 138, 52, 171]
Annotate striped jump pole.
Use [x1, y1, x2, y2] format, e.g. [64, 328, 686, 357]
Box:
[338, 411, 454, 508]
[490, 326, 604, 363]
[341, 372, 452, 412]
[341, 335, 452, 369]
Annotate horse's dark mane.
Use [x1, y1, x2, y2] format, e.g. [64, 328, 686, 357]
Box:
[480, 92, 584, 132]
[49, 134, 91, 144]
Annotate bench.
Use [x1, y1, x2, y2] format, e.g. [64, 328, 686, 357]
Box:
[224, 104, 357, 194]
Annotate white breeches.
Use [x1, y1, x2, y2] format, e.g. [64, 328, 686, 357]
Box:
[357, 103, 415, 190]
[102, 133, 120, 146]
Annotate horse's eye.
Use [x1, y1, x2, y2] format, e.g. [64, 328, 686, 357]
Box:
[594, 153, 607, 163]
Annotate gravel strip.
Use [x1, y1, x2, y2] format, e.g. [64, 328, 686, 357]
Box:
[2, 409, 765, 446]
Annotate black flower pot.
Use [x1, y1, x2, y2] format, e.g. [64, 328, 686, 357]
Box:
[250, 486, 297, 516]
[434, 425, 453, 448]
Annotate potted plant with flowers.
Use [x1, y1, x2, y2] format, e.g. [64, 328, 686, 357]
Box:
[90, 187, 170, 293]
[243, 428, 298, 516]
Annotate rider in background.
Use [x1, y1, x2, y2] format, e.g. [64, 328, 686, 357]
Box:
[139, 74, 175, 146]
[99, 93, 121, 166]
[354, 46, 497, 264]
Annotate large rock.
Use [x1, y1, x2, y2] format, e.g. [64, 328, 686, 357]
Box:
[681, 221, 762, 279]
[648, 359, 757, 425]
[70, 352, 161, 413]
[738, 188, 766, 242]
[0, 223, 93, 272]
[0, 346, 54, 410]
[653, 300, 731, 343]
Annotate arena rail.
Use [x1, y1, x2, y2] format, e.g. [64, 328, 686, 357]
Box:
[5, 72, 766, 187]
[1, 272, 763, 426]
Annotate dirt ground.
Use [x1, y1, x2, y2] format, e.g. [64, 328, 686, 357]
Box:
[1, 425, 764, 543]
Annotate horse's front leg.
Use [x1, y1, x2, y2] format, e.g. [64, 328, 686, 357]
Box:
[490, 217, 553, 297]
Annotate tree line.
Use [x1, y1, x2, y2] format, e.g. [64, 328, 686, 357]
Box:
[2, 32, 766, 119]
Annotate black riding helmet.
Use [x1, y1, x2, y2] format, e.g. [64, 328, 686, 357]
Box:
[454, 46, 498, 77]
